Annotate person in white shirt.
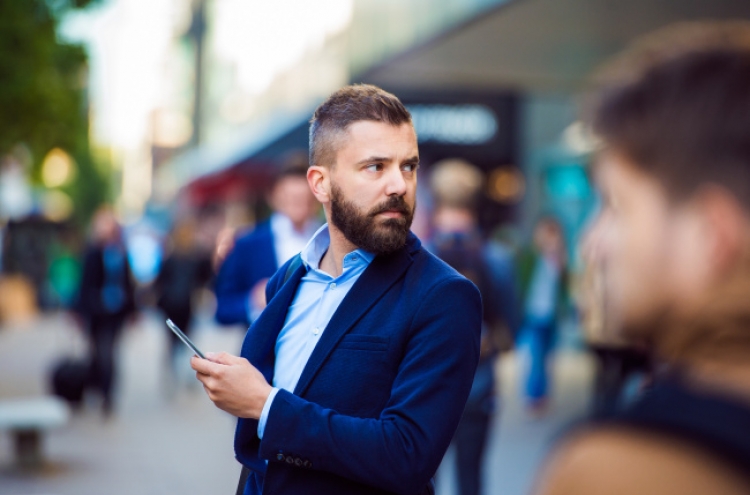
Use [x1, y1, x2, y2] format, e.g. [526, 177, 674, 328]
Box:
[214, 161, 320, 327]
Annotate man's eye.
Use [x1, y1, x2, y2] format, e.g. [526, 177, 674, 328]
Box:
[402, 163, 418, 172]
[366, 163, 382, 172]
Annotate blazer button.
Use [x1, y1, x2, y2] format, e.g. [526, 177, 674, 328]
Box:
[276, 453, 285, 462]
[285, 456, 295, 464]
[294, 458, 303, 467]
[303, 460, 312, 469]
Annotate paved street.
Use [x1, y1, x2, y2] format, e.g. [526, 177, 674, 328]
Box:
[0, 311, 593, 495]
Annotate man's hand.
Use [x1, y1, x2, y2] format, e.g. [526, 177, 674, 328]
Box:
[191, 352, 272, 419]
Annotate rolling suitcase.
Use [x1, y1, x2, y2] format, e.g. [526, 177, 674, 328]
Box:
[50, 358, 89, 406]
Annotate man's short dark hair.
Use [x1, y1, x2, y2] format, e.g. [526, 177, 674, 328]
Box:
[309, 84, 412, 167]
[586, 21, 750, 208]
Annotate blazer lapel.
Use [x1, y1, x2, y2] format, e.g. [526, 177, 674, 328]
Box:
[293, 246, 414, 396]
[241, 263, 306, 383]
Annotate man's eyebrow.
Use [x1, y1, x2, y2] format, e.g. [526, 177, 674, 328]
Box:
[355, 155, 391, 165]
[354, 155, 420, 166]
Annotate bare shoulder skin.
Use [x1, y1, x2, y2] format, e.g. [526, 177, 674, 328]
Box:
[532, 427, 750, 495]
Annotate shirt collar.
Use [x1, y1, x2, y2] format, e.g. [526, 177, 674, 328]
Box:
[300, 223, 375, 271]
[270, 213, 319, 238]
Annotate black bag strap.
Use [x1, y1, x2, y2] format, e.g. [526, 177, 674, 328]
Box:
[235, 466, 251, 495]
[234, 255, 302, 495]
[283, 254, 303, 285]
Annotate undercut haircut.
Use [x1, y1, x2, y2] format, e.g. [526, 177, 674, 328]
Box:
[309, 84, 412, 167]
[586, 21, 750, 209]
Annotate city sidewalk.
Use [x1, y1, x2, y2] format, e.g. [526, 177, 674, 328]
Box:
[0, 311, 247, 495]
[0, 312, 593, 495]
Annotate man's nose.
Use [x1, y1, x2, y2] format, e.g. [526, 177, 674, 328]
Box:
[384, 166, 408, 196]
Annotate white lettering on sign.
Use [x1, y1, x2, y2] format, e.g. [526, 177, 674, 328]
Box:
[407, 104, 498, 145]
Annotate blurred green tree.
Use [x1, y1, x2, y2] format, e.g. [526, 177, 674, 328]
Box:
[0, 0, 109, 224]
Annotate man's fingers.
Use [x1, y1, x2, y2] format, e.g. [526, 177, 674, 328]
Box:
[206, 351, 244, 366]
[191, 355, 219, 375]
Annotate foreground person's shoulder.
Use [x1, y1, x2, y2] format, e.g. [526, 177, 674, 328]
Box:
[532, 426, 750, 495]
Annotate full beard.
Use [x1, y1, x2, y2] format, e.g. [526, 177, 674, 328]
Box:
[329, 183, 414, 255]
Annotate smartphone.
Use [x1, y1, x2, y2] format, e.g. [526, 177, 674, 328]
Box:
[166, 319, 206, 359]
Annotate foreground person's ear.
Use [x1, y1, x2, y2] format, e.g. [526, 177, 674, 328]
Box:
[694, 185, 747, 280]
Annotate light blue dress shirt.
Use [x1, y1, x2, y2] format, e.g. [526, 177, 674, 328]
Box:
[257, 224, 374, 438]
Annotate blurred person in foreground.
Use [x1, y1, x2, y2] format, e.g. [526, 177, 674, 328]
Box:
[429, 159, 518, 495]
[154, 220, 212, 385]
[191, 84, 482, 495]
[534, 22, 750, 495]
[517, 217, 568, 416]
[214, 158, 320, 328]
[74, 206, 135, 416]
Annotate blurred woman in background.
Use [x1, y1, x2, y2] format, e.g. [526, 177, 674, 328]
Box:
[517, 217, 568, 416]
[154, 220, 212, 386]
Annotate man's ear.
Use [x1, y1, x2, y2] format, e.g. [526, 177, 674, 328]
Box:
[697, 185, 747, 278]
[308, 165, 330, 204]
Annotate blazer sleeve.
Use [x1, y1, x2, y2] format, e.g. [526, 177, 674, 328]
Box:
[258, 276, 482, 495]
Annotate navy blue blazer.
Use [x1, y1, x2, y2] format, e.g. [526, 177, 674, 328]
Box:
[234, 233, 482, 495]
[214, 221, 278, 326]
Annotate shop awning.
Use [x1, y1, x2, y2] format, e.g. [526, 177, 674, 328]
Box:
[361, 0, 750, 92]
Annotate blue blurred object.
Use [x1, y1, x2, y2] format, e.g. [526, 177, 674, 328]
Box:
[544, 164, 591, 200]
[126, 231, 162, 285]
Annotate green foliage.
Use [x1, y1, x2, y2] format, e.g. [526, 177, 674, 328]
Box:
[0, 0, 108, 224]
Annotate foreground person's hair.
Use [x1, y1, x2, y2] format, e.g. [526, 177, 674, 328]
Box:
[586, 21, 750, 208]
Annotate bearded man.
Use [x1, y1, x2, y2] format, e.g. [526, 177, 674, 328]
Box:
[191, 84, 482, 495]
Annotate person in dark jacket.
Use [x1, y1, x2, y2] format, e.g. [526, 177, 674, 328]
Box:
[75, 207, 136, 416]
[534, 22, 750, 495]
[428, 158, 519, 495]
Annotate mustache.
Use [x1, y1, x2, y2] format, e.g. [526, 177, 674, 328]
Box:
[368, 195, 412, 217]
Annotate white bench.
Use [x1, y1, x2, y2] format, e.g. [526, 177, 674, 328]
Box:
[0, 396, 69, 467]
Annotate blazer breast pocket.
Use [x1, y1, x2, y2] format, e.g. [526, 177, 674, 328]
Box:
[336, 334, 389, 351]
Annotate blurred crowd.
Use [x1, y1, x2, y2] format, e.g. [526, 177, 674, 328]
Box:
[0, 149, 650, 495]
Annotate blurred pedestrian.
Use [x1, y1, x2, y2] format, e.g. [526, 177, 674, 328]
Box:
[429, 159, 519, 495]
[517, 217, 568, 416]
[213, 158, 320, 327]
[154, 220, 212, 384]
[534, 22, 750, 494]
[74, 207, 135, 416]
